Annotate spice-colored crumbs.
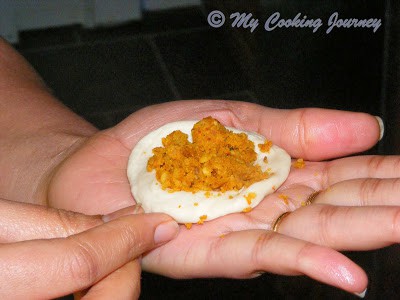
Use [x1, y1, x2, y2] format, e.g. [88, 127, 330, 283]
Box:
[194, 202, 198, 206]
[263, 156, 268, 163]
[278, 194, 289, 205]
[258, 140, 273, 153]
[293, 158, 305, 169]
[242, 207, 252, 213]
[244, 192, 256, 205]
[197, 215, 208, 225]
[147, 117, 269, 192]
[185, 223, 192, 229]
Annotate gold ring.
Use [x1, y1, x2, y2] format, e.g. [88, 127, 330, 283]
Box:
[305, 190, 321, 206]
[272, 211, 291, 232]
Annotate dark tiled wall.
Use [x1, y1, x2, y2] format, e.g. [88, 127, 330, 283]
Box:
[205, 0, 384, 112]
[20, 3, 385, 128]
[21, 8, 258, 130]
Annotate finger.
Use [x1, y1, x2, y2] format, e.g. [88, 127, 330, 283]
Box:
[0, 213, 179, 299]
[317, 178, 400, 206]
[148, 229, 367, 296]
[110, 100, 381, 160]
[325, 156, 400, 185]
[0, 198, 142, 242]
[77, 260, 141, 300]
[278, 205, 400, 251]
[0, 198, 100, 242]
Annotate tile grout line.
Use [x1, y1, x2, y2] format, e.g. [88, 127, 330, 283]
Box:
[146, 36, 182, 100]
[20, 26, 209, 54]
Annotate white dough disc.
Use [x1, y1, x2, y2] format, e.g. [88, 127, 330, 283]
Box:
[127, 121, 291, 223]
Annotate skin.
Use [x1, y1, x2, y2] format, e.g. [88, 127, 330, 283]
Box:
[46, 101, 389, 295]
[1, 37, 399, 297]
[0, 200, 179, 299]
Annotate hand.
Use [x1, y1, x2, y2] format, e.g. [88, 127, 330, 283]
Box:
[0, 199, 178, 299]
[0, 39, 384, 296]
[45, 100, 386, 295]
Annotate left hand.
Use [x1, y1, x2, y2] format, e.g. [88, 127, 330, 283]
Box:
[45, 100, 391, 295]
[0, 200, 178, 299]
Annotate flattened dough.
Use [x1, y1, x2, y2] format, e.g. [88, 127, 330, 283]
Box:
[127, 121, 291, 223]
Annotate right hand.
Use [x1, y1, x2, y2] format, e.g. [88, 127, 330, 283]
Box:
[0, 199, 179, 299]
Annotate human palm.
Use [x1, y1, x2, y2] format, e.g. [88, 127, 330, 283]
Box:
[48, 100, 393, 293]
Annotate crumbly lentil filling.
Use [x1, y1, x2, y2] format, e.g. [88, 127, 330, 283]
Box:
[147, 117, 270, 192]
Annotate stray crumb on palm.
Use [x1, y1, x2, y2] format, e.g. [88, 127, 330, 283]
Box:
[293, 158, 305, 169]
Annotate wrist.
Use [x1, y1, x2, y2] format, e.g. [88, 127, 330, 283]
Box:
[0, 38, 99, 205]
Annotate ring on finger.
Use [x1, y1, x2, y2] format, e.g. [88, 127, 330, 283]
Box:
[272, 211, 291, 232]
[304, 190, 321, 206]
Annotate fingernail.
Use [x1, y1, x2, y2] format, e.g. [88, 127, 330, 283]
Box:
[102, 204, 144, 222]
[375, 116, 384, 141]
[154, 220, 179, 244]
[354, 288, 367, 298]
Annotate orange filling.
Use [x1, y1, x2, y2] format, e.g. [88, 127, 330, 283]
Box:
[147, 117, 269, 193]
[244, 192, 256, 205]
[293, 158, 306, 169]
[197, 215, 208, 224]
[242, 207, 252, 213]
[258, 140, 273, 153]
[278, 193, 289, 205]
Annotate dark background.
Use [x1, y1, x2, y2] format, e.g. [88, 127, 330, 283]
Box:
[14, 0, 400, 299]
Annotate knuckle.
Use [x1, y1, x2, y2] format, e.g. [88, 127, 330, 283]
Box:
[250, 231, 275, 271]
[296, 109, 310, 157]
[358, 178, 382, 205]
[283, 108, 315, 159]
[391, 177, 400, 189]
[54, 209, 77, 236]
[216, 101, 248, 126]
[393, 158, 400, 173]
[103, 220, 148, 259]
[392, 178, 400, 195]
[120, 225, 145, 257]
[295, 242, 316, 269]
[66, 237, 99, 285]
[366, 156, 400, 177]
[366, 156, 387, 176]
[54, 209, 100, 237]
[215, 101, 262, 133]
[322, 160, 334, 189]
[316, 205, 340, 246]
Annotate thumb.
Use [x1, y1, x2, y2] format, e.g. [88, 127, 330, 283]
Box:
[0, 208, 178, 299]
[0, 198, 142, 242]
